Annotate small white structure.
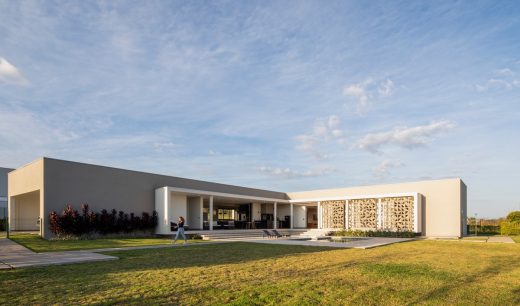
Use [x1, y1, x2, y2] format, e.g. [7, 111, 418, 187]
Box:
[155, 185, 423, 235]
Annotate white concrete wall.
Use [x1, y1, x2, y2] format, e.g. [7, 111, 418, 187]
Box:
[277, 205, 291, 220]
[262, 203, 274, 214]
[12, 191, 40, 230]
[155, 187, 168, 234]
[251, 202, 262, 221]
[288, 178, 466, 237]
[170, 193, 187, 226]
[187, 197, 202, 229]
[293, 205, 307, 228]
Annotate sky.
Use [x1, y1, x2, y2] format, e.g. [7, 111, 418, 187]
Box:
[1, 1, 519, 218]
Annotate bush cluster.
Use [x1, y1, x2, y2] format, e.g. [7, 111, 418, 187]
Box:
[500, 211, 520, 236]
[328, 229, 417, 238]
[466, 225, 500, 235]
[49, 204, 158, 237]
[0, 219, 6, 231]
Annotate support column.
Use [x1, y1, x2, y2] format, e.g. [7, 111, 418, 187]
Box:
[209, 195, 214, 231]
[199, 196, 204, 230]
[290, 203, 294, 229]
[273, 202, 277, 229]
[317, 201, 321, 229]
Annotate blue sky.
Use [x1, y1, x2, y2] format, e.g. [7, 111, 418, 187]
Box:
[1, 1, 519, 218]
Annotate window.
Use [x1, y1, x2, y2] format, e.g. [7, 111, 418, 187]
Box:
[217, 209, 235, 221]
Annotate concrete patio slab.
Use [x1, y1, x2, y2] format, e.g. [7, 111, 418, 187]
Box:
[245, 237, 413, 249]
[487, 236, 515, 243]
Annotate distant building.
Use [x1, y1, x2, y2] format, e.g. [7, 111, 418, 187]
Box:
[0, 167, 14, 220]
[8, 157, 467, 239]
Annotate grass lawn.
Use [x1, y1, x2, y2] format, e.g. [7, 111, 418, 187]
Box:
[1, 241, 519, 305]
[511, 236, 520, 243]
[7, 233, 199, 252]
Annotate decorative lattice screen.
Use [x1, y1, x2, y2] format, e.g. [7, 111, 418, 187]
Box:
[321, 200, 345, 228]
[381, 196, 414, 231]
[347, 198, 378, 230]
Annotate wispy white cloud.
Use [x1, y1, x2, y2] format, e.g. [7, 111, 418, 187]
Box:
[258, 166, 335, 179]
[378, 79, 395, 97]
[0, 57, 29, 85]
[343, 78, 395, 114]
[343, 78, 372, 110]
[356, 120, 455, 154]
[295, 115, 347, 159]
[153, 141, 176, 153]
[495, 68, 515, 77]
[373, 159, 404, 179]
[0, 1, 519, 218]
[475, 67, 519, 92]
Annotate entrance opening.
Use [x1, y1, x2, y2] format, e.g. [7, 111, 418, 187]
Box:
[11, 190, 40, 232]
[307, 207, 318, 228]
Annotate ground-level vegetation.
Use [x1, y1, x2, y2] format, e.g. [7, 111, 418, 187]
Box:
[0, 240, 519, 305]
[7, 233, 188, 252]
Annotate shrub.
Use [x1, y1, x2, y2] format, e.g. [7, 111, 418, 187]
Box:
[506, 211, 520, 223]
[49, 204, 158, 237]
[190, 233, 203, 240]
[0, 219, 6, 231]
[500, 221, 520, 236]
[466, 225, 500, 235]
[500, 211, 520, 236]
[328, 229, 417, 238]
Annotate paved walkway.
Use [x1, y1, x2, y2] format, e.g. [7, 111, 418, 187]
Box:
[0, 238, 118, 269]
[487, 236, 515, 243]
[0, 239, 227, 269]
[245, 237, 414, 249]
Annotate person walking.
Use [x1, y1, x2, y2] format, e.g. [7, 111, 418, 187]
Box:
[173, 216, 187, 245]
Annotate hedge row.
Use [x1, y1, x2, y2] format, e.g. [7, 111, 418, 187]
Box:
[500, 211, 520, 236]
[49, 204, 158, 237]
[500, 221, 520, 236]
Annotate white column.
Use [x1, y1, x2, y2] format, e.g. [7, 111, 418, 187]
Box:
[199, 196, 204, 230]
[209, 195, 214, 231]
[317, 201, 321, 229]
[290, 203, 294, 229]
[273, 202, 277, 229]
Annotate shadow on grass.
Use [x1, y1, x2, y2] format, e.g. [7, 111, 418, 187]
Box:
[103, 242, 334, 269]
[0, 242, 336, 304]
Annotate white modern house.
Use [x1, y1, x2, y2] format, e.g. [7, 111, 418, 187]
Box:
[8, 157, 467, 239]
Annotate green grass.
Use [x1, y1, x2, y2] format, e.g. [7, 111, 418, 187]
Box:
[511, 236, 520, 243]
[8, 233, 200, 252]
[1, 240, 519, 305]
